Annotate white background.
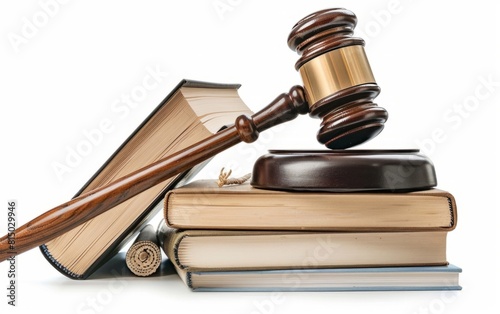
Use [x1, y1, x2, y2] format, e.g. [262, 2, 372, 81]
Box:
[0, 0, 499, 313]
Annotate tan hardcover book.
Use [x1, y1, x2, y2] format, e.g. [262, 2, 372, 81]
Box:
[157, 221, 448, 272]
[40, 80, 253, 279]
[164, 180, 457, 231]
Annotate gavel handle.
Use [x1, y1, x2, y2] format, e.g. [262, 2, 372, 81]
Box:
[0, 86, 308, 263]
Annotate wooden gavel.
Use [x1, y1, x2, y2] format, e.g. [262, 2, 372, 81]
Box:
[0, 8, 388, 262]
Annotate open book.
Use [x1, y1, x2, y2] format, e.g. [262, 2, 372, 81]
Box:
[40, 79, 253, 279]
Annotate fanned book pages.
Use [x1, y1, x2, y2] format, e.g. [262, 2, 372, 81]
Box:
[164, 180, 457, 231]
[40, 80, 253, 279]
[157, 221, 449, 272]
[172, 263, 462, 292]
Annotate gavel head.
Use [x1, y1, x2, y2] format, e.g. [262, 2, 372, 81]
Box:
[288, 8, 388, 149]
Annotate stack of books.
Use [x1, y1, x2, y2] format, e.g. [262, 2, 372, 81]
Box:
[34, 79, 461, 290]
[157, 156, 462, 291]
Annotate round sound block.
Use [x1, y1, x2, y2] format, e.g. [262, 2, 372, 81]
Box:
[251, 149, 436, 192]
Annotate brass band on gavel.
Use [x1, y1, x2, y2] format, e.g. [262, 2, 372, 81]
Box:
[299, 45, 376, 107]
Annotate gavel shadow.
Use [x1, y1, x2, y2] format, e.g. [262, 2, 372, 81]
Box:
[87, 252, 177, 280]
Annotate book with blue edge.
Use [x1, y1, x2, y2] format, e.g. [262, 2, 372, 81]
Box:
[174, 263, 462, 292]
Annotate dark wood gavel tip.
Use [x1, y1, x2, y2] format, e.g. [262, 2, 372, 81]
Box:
[288, 8, 357, 52]
[321, 123, 385, 149]
[312, 83, 388, 149]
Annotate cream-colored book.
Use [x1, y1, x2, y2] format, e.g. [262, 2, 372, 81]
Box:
[157, 221, 448, 272]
